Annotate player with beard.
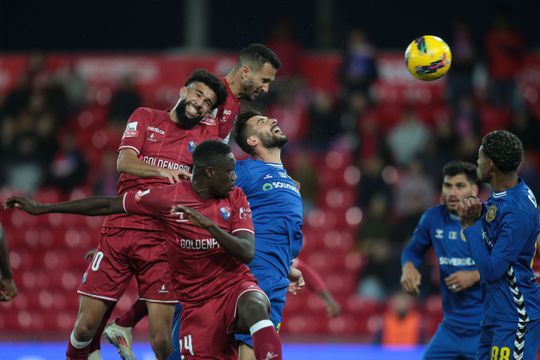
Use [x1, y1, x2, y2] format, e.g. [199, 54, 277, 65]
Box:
[230, 112, 304, 360]
[401, 161, 483, 360]
[458, 130, 540, 359]
[5, 140, 283, 360]
[102, 44, 282, 360]
[26, 69, 227, 360]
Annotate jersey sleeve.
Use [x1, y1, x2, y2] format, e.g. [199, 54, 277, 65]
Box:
[118, 107, 149, 155]
[464, 208, 532, 283]
[401, 210, 433, 268]
[123, 186, 170, 217]
[230, 189, 254, 235]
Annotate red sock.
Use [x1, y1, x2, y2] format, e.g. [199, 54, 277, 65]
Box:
[116, 299, 148, 327]
[88, 305, 114, 353]
[66, 331, 91, 360]
[251, 320, 282, 360]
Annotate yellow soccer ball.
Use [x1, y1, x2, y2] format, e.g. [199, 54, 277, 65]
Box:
[405, 35, 452, 81]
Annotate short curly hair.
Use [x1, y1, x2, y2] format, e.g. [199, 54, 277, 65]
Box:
[185, 69, 228, 109]
[481, 130, 523, 172]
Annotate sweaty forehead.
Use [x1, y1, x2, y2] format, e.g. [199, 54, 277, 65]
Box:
[189, 82, 216, 97]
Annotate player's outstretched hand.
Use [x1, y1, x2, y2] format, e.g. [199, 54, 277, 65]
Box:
[400, 262, 421, 297]
[172, 206, 214, 229]
[288, 266, 305, 295]
[457, 195, 482, 228]
[158, 168, 192, 184]
[444, 270, 480, 293]
[3, 196, 46, 215]
[325, 299, 342, 318]
[0, 277, 18, 302]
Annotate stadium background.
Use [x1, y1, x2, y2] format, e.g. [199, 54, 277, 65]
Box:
[1, 0, 540, 358]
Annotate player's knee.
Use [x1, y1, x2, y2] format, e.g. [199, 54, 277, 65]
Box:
[237, 293, 269, 328]
[73, 321, 97, 342]
[150, 330, 171, 352]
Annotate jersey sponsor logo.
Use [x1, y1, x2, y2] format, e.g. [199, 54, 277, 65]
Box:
[147, 126, 165, 135]
[221, 109, 232, 123]
[438, 256, 476, 266]
[264, 352, 279, 360]
[239, 207, 252, 220]
[188, 141, 197, 154]
[219, 207, 231, 220]
[179, 238, 220, 250]
[123, 121, 139, 138]
[261, 181, 300, 194]
[135, 189, 151, 201]
[486, 205, 497, 223]
[435, 229, 444, 239]
[142, 156, 191, 172]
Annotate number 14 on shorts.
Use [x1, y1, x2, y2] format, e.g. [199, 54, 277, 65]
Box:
[179, 334, 194, 357]
[492, 346, 511, 360]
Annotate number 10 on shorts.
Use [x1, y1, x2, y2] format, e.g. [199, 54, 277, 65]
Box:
[179, 334, 194, 357]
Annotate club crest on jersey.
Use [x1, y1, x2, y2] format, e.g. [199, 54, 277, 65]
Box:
[188, 141, 197, 154]
[486, 205, 497, 223]
[220, 207, 231, 220]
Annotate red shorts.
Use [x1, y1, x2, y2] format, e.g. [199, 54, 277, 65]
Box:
[179, 279, 268, 359]
[78, 227, 177, 303]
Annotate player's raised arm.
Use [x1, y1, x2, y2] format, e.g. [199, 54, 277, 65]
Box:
[173, 205, 254, 263]
[4, 195, 125, 216]
[117, 148, 191, 184]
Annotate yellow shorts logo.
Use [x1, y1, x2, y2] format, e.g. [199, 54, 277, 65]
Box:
[276, 322, 281, 333]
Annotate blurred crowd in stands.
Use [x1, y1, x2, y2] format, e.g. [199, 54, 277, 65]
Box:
[1, 13, 540, 343]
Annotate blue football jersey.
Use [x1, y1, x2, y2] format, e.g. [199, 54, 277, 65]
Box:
[463, 178, 540, 322]
[234, 159, 303, 279]
[402, 204, 483, 330]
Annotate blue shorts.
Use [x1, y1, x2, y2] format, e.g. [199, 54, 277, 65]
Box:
[477, 315, 540, 360]
[234, 271, 288, 348]
[167, 304, 182, 359]
[423, 321, 480, 360]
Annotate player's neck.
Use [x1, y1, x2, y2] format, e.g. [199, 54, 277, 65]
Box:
[491, 172, 518, 193]
[191, 179, 213, 200]
[256, 147, 282, 164]
[224, 71, 243, 99]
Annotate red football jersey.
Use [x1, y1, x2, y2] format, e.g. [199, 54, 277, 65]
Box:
[200, 77, 240, 141]
[104, 107, 224, 231]
[123, 182, 255, 304]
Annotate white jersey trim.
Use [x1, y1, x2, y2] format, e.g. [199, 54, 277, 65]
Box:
[232, 228, 255, 234]
[139, 297, 179, 304]
[77, 290, 118, 302]
[118, 145, 141, 155]
[122, 193, 128, 213]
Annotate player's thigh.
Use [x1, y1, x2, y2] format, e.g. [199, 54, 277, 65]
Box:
[423, 323, 464, 360]
[146, 301, 175, 334]
[78, 228, 133, 300]
[179, 299, 236, 360]
[484, 319, 538, 360]
[131, 232, 176, 303]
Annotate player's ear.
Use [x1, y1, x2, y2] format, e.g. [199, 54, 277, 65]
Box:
[204, 166, 214, 179]
[240, 65, 251, 80]
[179, 86, 188, 99]
[471, 183, 479, 196]
[246, 135, 258, 148]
